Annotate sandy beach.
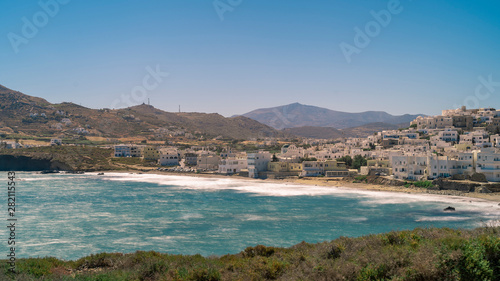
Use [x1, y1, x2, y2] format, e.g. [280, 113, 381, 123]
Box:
[102, 169, 500, 203]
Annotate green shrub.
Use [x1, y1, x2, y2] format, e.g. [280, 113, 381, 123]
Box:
[357, 264, 389, 281]
[74, 252, 123, 270]
[243, 245, 276, 258]
[413, 180, 434, 188]
[326, 244, 343, 259]
[189, 267, 221, 281]
[354, 175, 367, 182]
[458, 239, 493, 280]
[264, 259, 288, 279]
[16, 257, 63, 278]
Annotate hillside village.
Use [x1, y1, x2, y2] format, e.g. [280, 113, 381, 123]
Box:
[2, 106, 500, 183]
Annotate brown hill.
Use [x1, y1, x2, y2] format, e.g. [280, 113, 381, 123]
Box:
[0, 85, 280, 140]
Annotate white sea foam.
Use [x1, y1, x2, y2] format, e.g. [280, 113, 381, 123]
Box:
[112, 237, 152, 247]
[241, 214, 279, 221]
[94, 173, 500, 223]
[23, 239, 77, 247]
[149, 236, 184, 242]
[346, 217, 369, 222]
[180, 213, 204, 220]
[416, 216, 471, 222]
[100, 173, 499, 203]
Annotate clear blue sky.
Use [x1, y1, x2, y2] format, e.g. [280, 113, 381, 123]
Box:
[1, 0, 499, 116]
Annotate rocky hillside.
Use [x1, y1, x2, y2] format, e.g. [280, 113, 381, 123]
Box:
[0, 84, 281, 140]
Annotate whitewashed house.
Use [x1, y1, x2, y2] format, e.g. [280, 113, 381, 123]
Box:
[218, 156, 247, 174]
[197, 155, 220, 170]
[475, 148, 500, 182]
[247, 151, 271, 178]
[438, 129, 459, 142]
[391, 154, 428, 181]
[158, 148, 179, 166]
[50, 138, 62, 146]
[114, 145, 131, 157]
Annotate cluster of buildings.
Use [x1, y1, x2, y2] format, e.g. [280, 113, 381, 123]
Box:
[114, 144, 220, 169]
[112, 107, 500, 182]
[113, 143, 357, 178]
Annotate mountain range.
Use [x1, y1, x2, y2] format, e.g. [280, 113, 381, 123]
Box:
[0, 84, 423, 140]
[241, 103, 423, 130]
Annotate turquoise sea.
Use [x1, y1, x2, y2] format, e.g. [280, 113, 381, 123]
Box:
[3, 172, 500, 261]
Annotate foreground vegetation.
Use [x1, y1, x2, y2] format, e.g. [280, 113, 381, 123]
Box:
[2, 227, 499, 280]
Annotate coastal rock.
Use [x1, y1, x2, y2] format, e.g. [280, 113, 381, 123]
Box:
[0, 155, 71, 171]
[470, 173, 488, 183]
[444, 206, 455, 211]
[475, 186, 492, 193]
[432, 179, 479, 192]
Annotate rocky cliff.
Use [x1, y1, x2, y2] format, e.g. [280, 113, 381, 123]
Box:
[0, 155, 71, 171]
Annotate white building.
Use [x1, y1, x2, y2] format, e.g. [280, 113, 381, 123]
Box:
[197, 155, 220, 170]
[491, 134, 500, 147]
[280, 144, 305, 158]
[429, 155, 456, 178]
[218, 154, 247, 174]
[158, 148, 179, 166]
[50, 138, 62, 146]
[438, 129, 459, 142]
[247, 151, 271, 178]
[391, 155, 428, 181]
[114, 145, 131, 157]
[460, 131, 490, 147]
[1, 141, 22, 149]
[475, 148, 500, 182]
[114, 144, 141, 157]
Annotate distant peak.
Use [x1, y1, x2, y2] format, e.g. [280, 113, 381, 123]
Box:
[283, 102, 303, 108]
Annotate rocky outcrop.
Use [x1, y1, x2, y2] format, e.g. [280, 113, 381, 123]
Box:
[0, 155, 71, 171]
[354, 175, 500, 194]
[432, 179, 480, 192]
[363, 176, 406, 186]
[470, 173, 488, 183]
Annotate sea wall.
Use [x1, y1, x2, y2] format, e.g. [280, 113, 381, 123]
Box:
[0, 155, 71, 171]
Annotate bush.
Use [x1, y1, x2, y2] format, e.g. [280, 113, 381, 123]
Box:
[458, 239, 494, 279]
[354, 175, 367, 182]
[16, 257, 64, 278]
[413, 181, 434, 188]
[189, 267, 221, 281]
[243, 245, 276, 258]
[3, 227, 500, 280]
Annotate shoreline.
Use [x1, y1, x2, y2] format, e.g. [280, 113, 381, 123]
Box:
[85, 169, 500, 203]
